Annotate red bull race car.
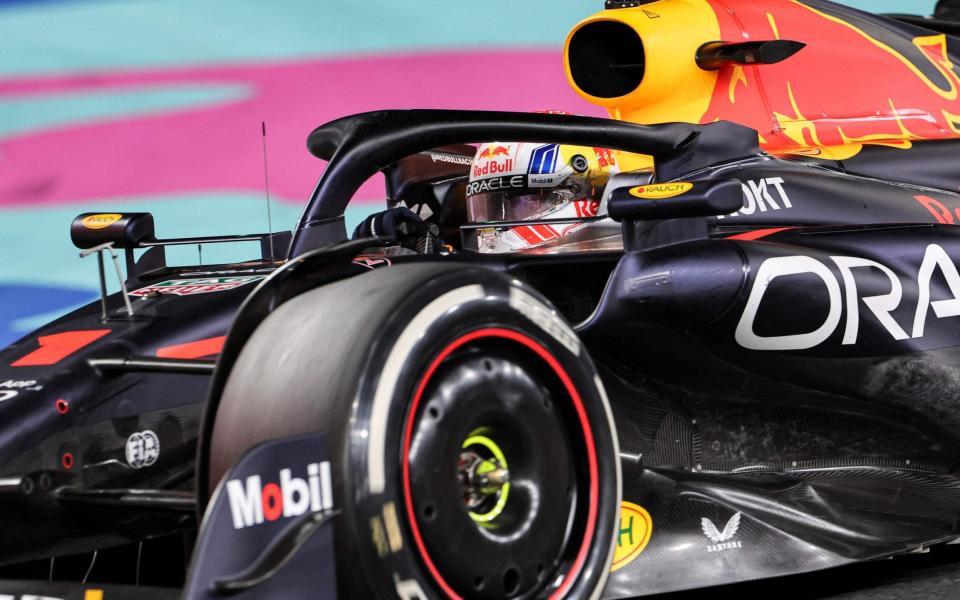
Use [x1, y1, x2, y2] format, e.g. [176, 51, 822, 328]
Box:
[5, 0, 960, 598]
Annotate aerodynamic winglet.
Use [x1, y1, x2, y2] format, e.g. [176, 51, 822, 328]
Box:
[696, 40, 806, 71]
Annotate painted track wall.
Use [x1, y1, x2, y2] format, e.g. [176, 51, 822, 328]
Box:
[0, 0, 937, 347]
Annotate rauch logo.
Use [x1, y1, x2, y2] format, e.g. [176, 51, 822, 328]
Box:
[226, 461, 333, 530]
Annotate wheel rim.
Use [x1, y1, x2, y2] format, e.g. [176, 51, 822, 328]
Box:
[402, 328, 599, 600]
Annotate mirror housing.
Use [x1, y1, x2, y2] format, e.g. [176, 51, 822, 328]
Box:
[607, 179, 743, 222]
[70, 212, 156, 250]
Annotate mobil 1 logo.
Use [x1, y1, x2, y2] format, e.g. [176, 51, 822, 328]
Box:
[227, 461, 333, 529]
[185, 432, 338, 599]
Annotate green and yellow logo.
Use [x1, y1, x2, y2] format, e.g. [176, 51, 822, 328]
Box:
[629, 182, 693, 199]
[611, 501, 653, 572]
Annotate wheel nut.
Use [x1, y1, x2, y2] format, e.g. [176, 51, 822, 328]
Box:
[480, 468, 510, 487]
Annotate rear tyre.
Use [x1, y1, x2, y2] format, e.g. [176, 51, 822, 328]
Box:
[206, 264, 620, 599]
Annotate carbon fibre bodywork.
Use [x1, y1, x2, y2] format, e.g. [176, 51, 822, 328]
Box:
[5, 74, 960, 600]
[190, 109, 960, 597]
[0, 265, 261, 562]
[6, 105, 960, 595]
[582, 222, 960, 595]
[0, 115, 960, 597]
[11, 0, 960, 595]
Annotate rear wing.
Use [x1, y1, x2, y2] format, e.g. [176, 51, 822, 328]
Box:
[290, 109, 760, 257]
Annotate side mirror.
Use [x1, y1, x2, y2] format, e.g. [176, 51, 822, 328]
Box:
[607, 179, 745, 251]
[70, 212, 156, 250]
[607, 179, 743, 222]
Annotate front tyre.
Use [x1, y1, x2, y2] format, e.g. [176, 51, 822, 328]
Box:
[206, 264, 620, 599]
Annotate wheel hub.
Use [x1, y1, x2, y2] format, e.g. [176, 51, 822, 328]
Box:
[459, 435, 511, 522]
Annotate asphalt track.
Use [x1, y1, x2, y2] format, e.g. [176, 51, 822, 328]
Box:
[9, 546, 960, 599]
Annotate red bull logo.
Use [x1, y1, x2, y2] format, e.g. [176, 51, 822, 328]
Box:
[472, 159, 514, 178]
[477, 145, 512, 159]
[702, 0, 960, 158]
[473, 144, 515, 178]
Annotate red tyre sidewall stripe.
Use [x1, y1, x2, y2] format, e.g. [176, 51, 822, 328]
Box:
[401, 327, 599, 600]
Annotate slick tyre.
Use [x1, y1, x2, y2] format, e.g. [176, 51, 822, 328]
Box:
[207, 264, 621, 599]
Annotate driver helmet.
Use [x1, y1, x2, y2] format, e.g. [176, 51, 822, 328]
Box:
[466, 141, 618, 253]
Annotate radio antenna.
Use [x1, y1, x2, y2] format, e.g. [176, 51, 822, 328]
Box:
[261, 121, 275, 263]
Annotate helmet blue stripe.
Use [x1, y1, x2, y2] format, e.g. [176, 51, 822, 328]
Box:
[528, 143, 559, 175]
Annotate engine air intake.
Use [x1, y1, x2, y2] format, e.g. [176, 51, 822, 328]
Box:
[567, 20, 645, 99]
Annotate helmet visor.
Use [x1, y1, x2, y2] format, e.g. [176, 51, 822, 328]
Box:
[466, 187, 576, 224]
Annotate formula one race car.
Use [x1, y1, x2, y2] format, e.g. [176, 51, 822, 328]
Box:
[6, 1, 960, 599]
